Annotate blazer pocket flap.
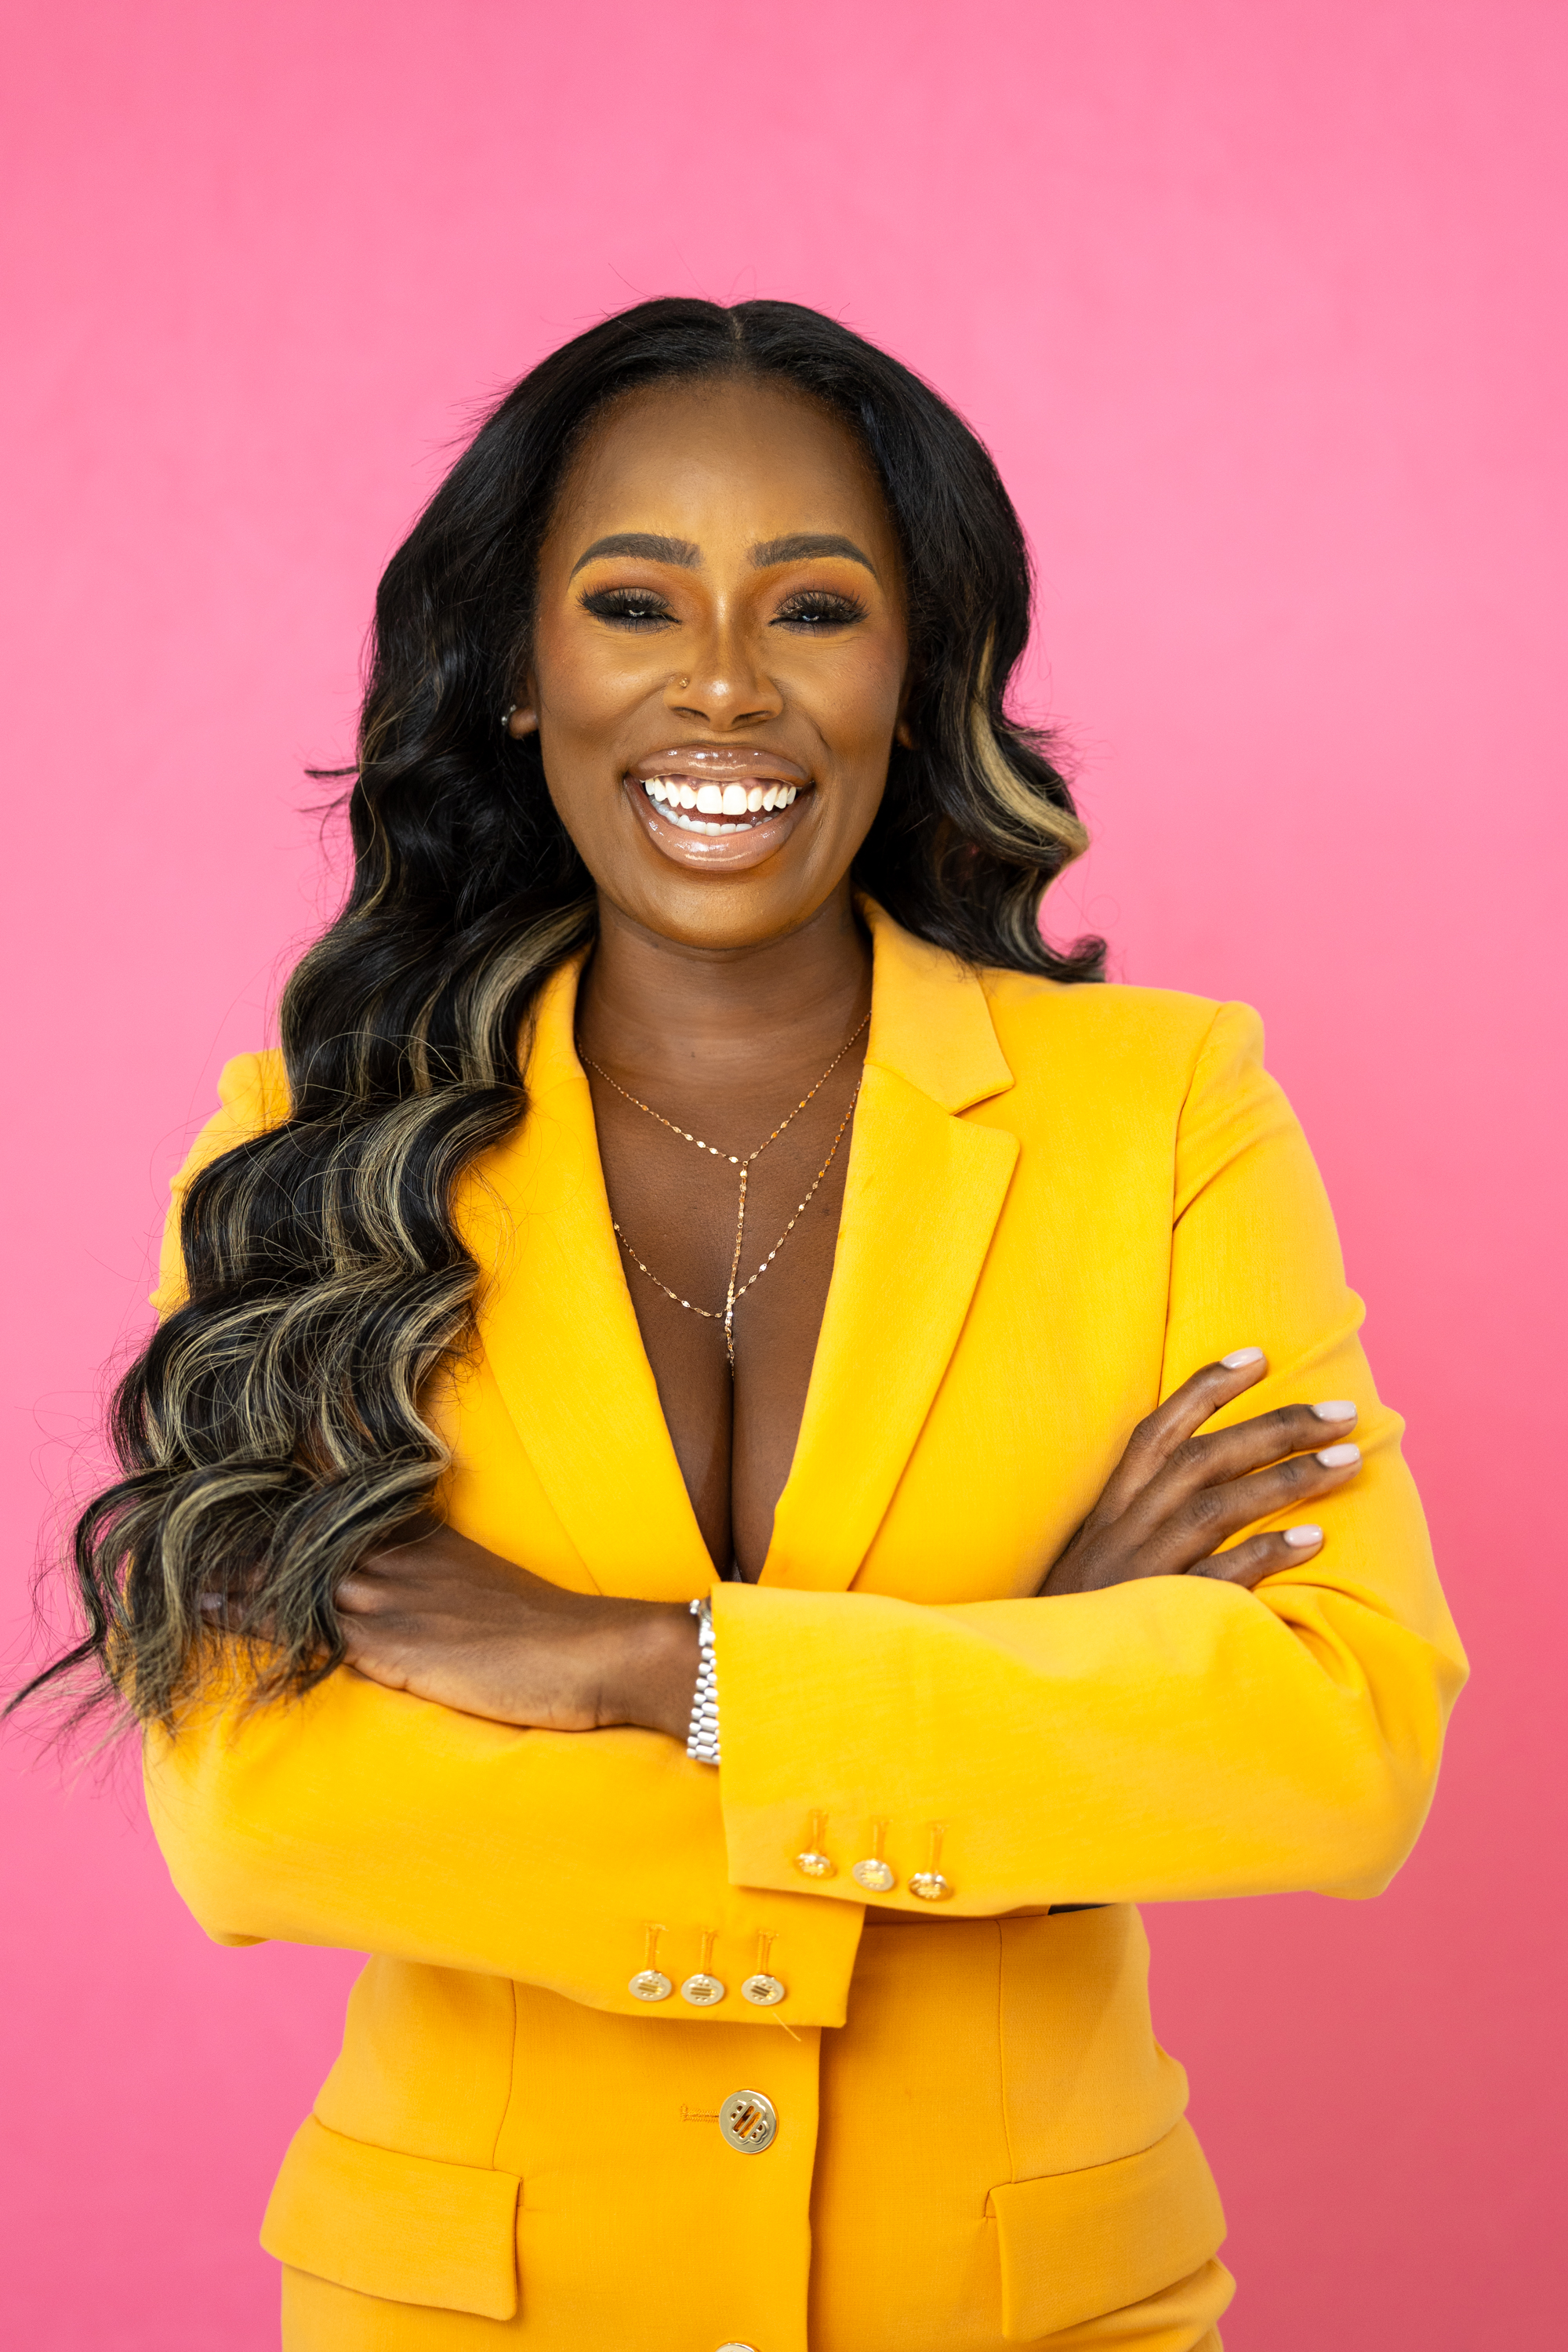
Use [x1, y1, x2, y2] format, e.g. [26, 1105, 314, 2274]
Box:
[261, 2114, 521, 2320]
[988, 2117, 1225, 2342]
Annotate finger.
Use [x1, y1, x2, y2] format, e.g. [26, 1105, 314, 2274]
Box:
[1119, 1399, 1359, 1538]
[1190, 1523, 1326, 1588]
[1091, 1348, 1271, 1522]
[1138, 1441, 1362, 1577]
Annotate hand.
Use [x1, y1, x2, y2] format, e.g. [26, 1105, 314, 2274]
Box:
[1040, 1348, 1361, 1597]
[334, 1522, 700, 1740]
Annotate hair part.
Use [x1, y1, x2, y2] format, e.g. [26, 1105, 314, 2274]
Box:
[17, 296, 1102, 1733]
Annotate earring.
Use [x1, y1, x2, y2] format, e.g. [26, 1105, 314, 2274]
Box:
[502, 704, 517, 728]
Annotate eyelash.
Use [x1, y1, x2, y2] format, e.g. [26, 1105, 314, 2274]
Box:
[578, 586, 869, 632]
[579, 587, 673, 630]
[775, 590, 867, 630]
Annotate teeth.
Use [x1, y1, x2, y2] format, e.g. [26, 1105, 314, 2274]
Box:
[638, 776, 800, 831]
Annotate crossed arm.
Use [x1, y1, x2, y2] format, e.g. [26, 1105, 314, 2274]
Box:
[327, 1348, 1366, 1741]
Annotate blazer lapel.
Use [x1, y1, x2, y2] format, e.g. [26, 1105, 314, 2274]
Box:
[462, 955, 714, 1600]
[763, 906, 1019, 1592]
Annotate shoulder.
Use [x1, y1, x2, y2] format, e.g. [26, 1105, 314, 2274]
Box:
[150, 1050, 290, 1315]
[212, 1047, 292, 1131]
[978, 968, 1265, 1102]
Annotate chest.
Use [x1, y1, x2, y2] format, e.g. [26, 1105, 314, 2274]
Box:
[586, 1068, 861, 1581]
[443, 1058, 1180, 1606]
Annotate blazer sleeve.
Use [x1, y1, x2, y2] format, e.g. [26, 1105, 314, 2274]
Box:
[142, 1054, 865, 2023]
[713, 1001, 1468, 1913]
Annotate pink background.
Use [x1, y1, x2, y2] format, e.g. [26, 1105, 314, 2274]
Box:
[2, 2, 1563, 2343]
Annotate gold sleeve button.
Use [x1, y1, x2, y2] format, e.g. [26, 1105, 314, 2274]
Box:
[909, 1825, 953, 1902]
[740, 1933, 785, 2005]
[681, 1929, 726, 2005]
[850, 1820, 896, 1893]
[630, 1926, 673, 2000]
[794, 1809, 836, 1878]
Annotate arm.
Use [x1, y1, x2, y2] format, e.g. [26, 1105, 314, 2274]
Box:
[711, 1002, 1467, 1911]
[144, 1657, 864, 2020]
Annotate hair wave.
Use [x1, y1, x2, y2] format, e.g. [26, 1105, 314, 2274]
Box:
[19, 296, 1102, 1732]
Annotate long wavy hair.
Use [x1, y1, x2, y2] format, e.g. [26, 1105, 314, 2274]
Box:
[20, 296, 1102, 1733]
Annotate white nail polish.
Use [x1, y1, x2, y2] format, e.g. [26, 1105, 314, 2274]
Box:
[1316, 1443, 1360, 1468]
[1221, 1347, 1265, 1368]
[1283, 1524, 1323, 1548]
[1311, 1400, 1356, 1421]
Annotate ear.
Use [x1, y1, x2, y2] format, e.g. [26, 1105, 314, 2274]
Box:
[894, 715, 916, 750]
[506, 698, 539, 739]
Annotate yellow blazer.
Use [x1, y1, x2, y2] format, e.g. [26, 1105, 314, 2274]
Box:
[145, 902, 1465, 2352]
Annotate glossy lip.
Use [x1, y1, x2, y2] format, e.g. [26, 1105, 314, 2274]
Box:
[623, 742, 816, 873]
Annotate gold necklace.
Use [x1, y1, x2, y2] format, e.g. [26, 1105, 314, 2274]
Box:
[581, 1013, 870, 1371]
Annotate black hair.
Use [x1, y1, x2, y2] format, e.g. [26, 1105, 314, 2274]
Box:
[19, 296, 1101, 1730]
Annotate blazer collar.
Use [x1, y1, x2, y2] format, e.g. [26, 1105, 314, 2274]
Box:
[857, 897, 1015, 1114]
[464, 901, 1018, 1597]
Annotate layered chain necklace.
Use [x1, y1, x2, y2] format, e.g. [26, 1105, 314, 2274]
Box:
[581, 1012, 870, 1372]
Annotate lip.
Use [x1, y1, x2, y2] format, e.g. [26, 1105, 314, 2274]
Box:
[627, 745, 811, 787]
[623, 744, 815, 873]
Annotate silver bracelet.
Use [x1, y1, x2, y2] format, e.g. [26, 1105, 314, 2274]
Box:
[685, 1595, 720, 1764]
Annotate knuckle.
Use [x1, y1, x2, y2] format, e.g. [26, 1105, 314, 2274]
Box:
[1182, 1481, 1230, 1533]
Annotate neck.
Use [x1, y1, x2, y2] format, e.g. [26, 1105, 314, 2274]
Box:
[575, 880, 873, 1094]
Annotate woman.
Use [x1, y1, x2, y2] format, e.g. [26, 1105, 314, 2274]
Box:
[34, 299, 1465, 2350]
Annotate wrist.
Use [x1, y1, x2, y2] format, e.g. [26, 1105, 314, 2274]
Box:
[598, 1601, 700, 1740]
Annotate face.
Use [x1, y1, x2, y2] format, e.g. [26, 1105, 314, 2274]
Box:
[510, 376, 910, 950]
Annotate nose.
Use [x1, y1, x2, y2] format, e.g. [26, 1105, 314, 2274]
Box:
[665, 608, 782, 731]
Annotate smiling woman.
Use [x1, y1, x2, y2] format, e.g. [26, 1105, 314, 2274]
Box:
[18, 299, 1464, 2352]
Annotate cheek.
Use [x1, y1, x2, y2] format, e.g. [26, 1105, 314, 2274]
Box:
[532, 615, 643, 731]
[820, 635, 908, 751]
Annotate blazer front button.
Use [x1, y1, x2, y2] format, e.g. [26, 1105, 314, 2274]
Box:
[719, 2089, 778, 2152]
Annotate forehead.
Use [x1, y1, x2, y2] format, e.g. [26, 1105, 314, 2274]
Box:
[547, 376, 898, 558]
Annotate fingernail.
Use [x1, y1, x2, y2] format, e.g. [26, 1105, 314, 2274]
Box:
[1283, 1524, 1323, 1548]
[1221, 1347, 1265, 1368]
[1311, 1400, 1356, 1421]
[1316, 1443, 1360, 1468]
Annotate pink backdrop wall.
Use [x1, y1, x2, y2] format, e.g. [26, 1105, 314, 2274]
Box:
[3, 2, 1563, 2343]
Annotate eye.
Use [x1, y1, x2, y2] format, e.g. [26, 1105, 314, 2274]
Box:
[773, 589, 868, 631]
[579, 586, 676, 630]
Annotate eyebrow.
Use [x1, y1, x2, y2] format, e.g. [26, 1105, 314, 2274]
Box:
[569, 532, 699, 577]
[750, 533, 878, 577]
[568, 528, 880, 581]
